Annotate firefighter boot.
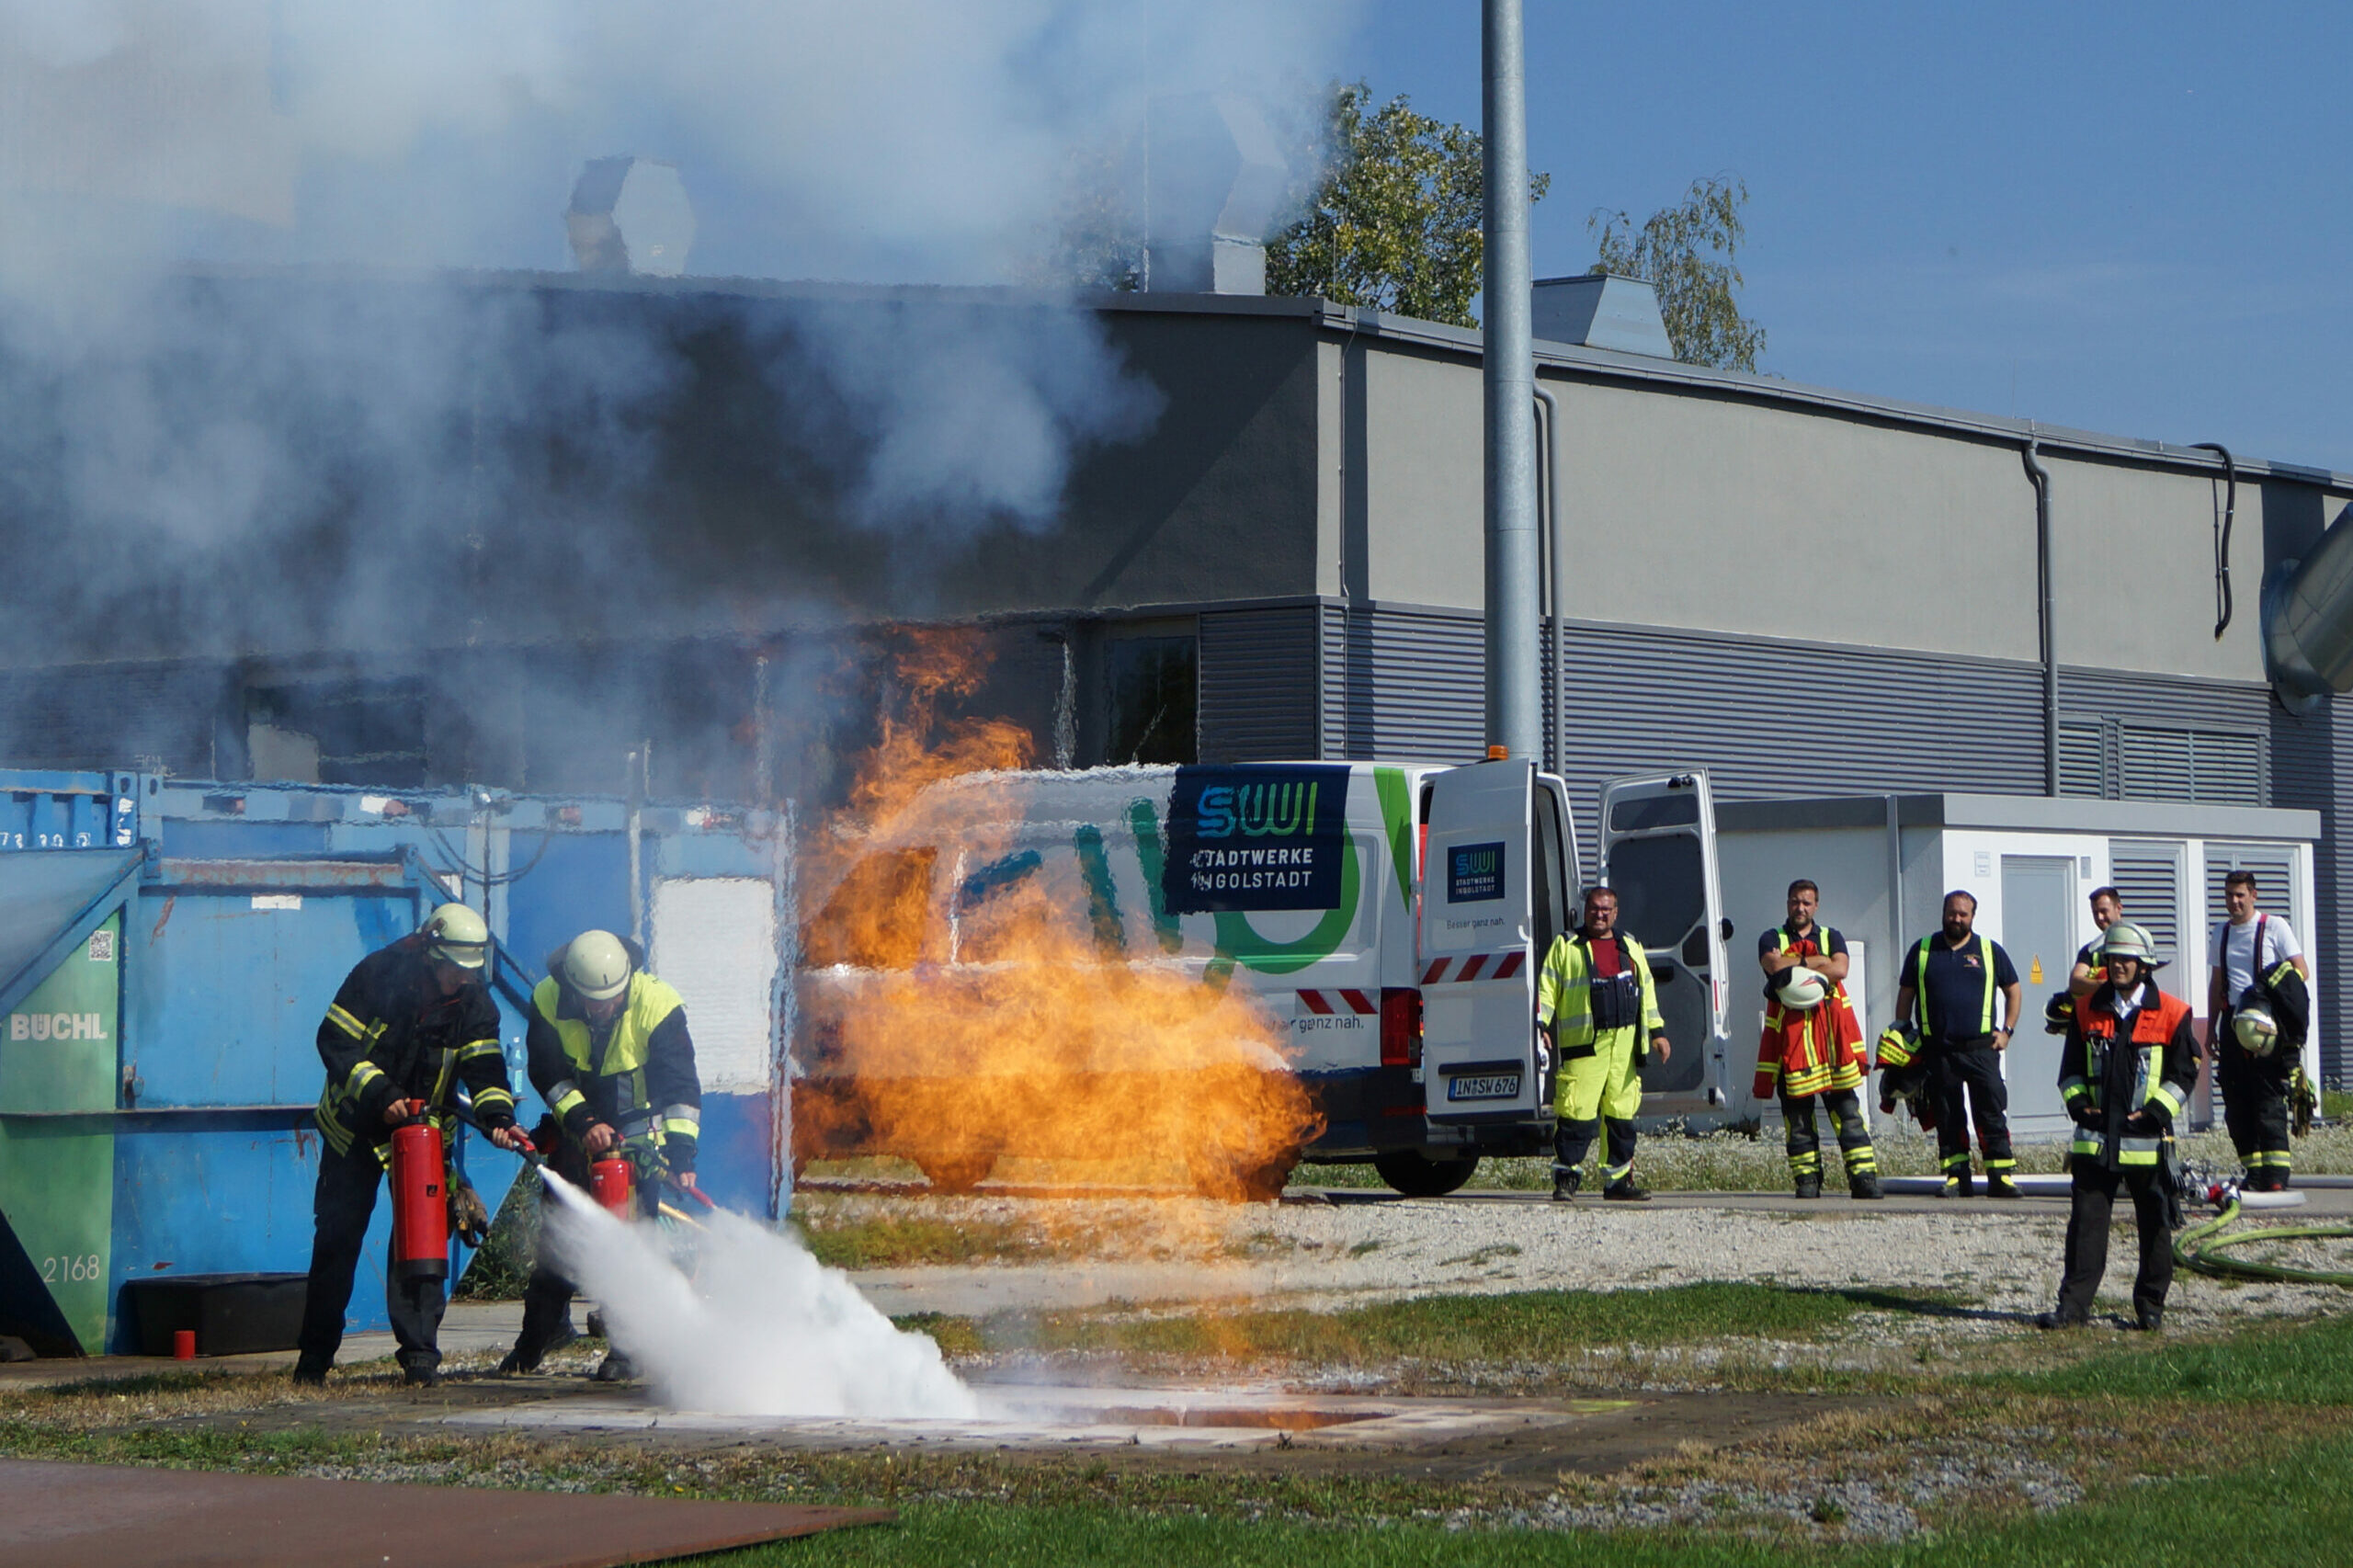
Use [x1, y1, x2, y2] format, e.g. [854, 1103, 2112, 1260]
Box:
[1603, 1178, 1652, 1202]
[1793, 1173, 1823, 1199]
[1550, 1166, 1582, 1202]
[1941, 1174, 1974, 1199]
[290, 1355, 330, 1388]
[1848, 1171, 1884, 1200]
[594, 1350, 639, 1383]
[1985, 1176, 2023, 1199]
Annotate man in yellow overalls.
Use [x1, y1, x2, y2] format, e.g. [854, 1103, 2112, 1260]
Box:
[1537, 886, 1671, 1201]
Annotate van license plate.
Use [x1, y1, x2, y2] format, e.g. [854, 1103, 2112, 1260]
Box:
[1448, 1074, 1520, 1101]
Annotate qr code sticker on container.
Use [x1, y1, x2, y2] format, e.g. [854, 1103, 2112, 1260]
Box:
[87, 929, 116, 963]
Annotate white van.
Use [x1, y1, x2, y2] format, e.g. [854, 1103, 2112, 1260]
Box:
[791, 760, 1730, 1196]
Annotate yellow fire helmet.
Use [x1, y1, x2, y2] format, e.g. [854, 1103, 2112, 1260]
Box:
[422, 903, 490, 971]
[561, 929, 633, 1002]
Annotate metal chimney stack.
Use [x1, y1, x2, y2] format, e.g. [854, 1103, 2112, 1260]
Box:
[1145, 94, 1285, 294]
[566, 157, 696, 278]
[1483, 0, 1540, 762]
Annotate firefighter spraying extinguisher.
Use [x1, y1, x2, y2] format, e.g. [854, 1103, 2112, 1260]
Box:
[295, 903, 533, 1388]
[499, 930, 704, 1383]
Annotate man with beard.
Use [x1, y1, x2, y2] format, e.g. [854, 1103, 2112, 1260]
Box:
[1892, 891, 2023, 1199]
[1537, 886, 1671, 1201]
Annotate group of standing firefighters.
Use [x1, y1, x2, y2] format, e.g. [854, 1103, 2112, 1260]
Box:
[1537, 870, 2313, 1331]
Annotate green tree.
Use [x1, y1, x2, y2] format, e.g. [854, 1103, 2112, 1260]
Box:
[1589, 176, 1765, 371]
[1266, 82, 1549, 329]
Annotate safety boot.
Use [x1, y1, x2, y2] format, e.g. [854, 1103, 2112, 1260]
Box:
[1550, 1167, 1582, 1202]
[1985, 1176, 2023, 1200]
[290, 1356, 330, 1388]
[2130, 1310, 2164, 1334]
[2034, 1311, 2086, 1331]
[495, 1346, 540, 1377]
[1848, 1171, 1883, 1200]
[1941, 1174, 1973, 1199]
[1793, 1173, 1823, 1199]
[1602, 1178, 1652, 1202]
[399, 1354, 440, 1388]
[593, 1351, 639, 1383]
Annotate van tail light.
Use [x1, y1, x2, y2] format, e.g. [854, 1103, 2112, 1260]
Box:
[1381, 987, 1423, 1068]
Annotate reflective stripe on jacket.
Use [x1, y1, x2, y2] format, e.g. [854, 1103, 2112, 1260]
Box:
[1536, 930, 1664, 1058]
[2061, 982, 2198, 1168]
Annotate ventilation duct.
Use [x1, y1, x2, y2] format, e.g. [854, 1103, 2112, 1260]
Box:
[1530, 274, 1674, 358]
[566, 157, 695, 278]
[1145, 95, 1285, 295]
[2263, 501, 2353, 713]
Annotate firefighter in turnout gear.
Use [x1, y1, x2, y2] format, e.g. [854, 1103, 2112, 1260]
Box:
[295, 904, 533, 1386]
[2206, 869, 2311, 1191]
[1537, 886, 1671, 1201]
[501, 930, 702, 1381]
[2040, 923, 2199, 1332]
[1755, 881, 1881, 1199]
[1893, 890, 2025, 1199]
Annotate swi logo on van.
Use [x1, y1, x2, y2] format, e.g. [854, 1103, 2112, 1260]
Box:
[1448, 842, 1506, 903]
[1164, 765, 1349, 915]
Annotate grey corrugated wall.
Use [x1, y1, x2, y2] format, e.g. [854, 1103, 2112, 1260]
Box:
[1198, 606, 1321, 763]
[1321, 602, 1484, 764]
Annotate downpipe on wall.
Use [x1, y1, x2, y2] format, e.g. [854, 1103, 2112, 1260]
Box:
[2022, 435, 2058, 795]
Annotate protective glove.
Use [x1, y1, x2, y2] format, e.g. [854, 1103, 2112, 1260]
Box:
[2069, 1102, 2102, 1130]
[1753, 1066, 1778, 1103]
[449, 1178, 491, 1247]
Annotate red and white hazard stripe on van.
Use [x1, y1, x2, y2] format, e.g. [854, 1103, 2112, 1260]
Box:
[1294, 988, 1378, 1016]
[1418, 951, 1526, 985]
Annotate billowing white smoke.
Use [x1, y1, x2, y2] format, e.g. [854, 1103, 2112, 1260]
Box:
[540, 1172, 979, 1420]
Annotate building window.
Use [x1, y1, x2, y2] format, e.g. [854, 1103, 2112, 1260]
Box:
[1105, 635, 1197, 766]
[244, 678, 428, 787]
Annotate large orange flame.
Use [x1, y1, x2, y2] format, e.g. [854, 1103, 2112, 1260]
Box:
[796, 630, 1321, 1204]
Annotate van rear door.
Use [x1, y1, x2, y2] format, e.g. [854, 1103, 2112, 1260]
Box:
[1597, 771, 1729, 1117]
[1417, 761, 1567, 1128]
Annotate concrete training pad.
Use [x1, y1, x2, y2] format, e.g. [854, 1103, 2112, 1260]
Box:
[0, 1459, 892, 1568]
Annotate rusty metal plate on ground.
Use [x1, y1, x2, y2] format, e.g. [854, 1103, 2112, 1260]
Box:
[0, 1459, 892, 1568]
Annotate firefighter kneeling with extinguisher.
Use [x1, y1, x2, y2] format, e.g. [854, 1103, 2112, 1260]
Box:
[295, 904, 534, 1387]
[500, 931, 702, 1381]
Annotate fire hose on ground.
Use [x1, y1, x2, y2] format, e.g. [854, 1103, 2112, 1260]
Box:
[2175, 1165, 2353, 1287]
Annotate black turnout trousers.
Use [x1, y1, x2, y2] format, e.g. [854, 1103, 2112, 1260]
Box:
[298, 1136, 448, 1374]
[2055, 1158, 2174, 1325]
[1927, 1036, 2014, 1171]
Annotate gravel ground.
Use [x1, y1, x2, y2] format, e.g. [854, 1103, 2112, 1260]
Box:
[813, 1186, 2353, 1342]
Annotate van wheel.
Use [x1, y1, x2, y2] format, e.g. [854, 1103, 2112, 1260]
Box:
[916, 1155, 994, 1195]
[1372, 1150, 1480, 1198]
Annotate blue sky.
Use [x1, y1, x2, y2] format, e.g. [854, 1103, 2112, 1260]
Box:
[1339, 2, 2353, 472]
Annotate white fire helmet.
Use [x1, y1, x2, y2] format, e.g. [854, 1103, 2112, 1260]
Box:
[1776, 968, 1829, 1011]
[2233, 1003, 2279, 1057]
[562, 930, 633, 1002]
[421, 903, 489, 971]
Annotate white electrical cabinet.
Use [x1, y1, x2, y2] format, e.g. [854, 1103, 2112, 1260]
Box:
[1714, 794, 2321, 1142]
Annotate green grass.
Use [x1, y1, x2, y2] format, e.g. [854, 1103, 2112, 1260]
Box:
[2009, 1305, 2353, 1405]
[688, 1428, 2353, 1566]
[931, 1281, 1914, 1363]
[797, 1213, 1049, 1270]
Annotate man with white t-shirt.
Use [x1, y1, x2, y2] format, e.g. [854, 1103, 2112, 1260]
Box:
[2206, 870, 2309, 1190]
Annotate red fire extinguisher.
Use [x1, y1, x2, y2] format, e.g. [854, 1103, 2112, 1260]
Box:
[591, 1156, 636, 1220]
[390, 1122, 449, 1281]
